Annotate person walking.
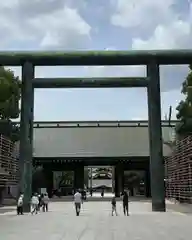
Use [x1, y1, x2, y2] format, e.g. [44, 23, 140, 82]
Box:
[101, 188, 104, 197]
[38, 194, 42, 211]
[122, 191, 129, 216]
[31, 193, 39, 215]
[74, 189, 82, 216]
[17, 194, 24, 215]
[42, 193, 49, 212]
[111, 195, 117, 216]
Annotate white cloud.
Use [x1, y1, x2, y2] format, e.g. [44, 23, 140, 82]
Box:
[0, 0, 91, 49]
[111, 0, 192, 50]
[1, 0, 19, 8]
[31, 7, 91, 48]
[111, 0, 176, 29]
[132, 20, 191, 50]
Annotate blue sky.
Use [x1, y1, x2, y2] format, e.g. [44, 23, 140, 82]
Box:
[1, 0, 192, 121]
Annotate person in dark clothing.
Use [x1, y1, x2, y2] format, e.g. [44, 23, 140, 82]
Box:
[38, 194, 42, 211]
[82, 190, 86, 200]
[101, 188, 104, 197]
[42, 193, 49, 212]
[17, 194, 24, 215]
[122, 191, 129, 216]
[90, 188, 93, 197]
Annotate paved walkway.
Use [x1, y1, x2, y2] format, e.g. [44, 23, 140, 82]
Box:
[166, 199, 192, 214]
[0, 201, 191, 240]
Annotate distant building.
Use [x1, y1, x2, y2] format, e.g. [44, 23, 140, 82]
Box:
[91, 167, 112, 179]
[88, 167, 113, 191]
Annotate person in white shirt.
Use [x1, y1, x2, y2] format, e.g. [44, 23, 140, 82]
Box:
[74, 189, 82, 216]
[31, 193, 39, 215]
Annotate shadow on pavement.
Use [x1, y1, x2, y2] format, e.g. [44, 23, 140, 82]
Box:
[0, 208, 15, 214]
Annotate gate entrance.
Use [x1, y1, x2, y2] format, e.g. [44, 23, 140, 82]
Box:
[2, 49, 192, 212]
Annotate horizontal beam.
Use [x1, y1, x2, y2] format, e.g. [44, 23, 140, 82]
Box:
[33, 77, 148, 88]
[0, 49, 192, 66]
[12, 120, 178, 128]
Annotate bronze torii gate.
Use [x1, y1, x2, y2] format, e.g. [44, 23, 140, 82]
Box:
[1, 50, 192, 212]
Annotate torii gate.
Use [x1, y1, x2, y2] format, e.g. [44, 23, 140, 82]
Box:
[1, 49, 192, 212]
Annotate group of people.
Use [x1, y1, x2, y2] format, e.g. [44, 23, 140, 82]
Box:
[17, 192, 49, 215]
[73, 189, 129, 216]
[111, 191, 129, 216]
[17, 189, 129, 216]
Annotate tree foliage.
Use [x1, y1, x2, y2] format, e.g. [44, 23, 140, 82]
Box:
[176, 65, 192, 134]
[0, 66, 21, 120]
[0, 67, 21, 142]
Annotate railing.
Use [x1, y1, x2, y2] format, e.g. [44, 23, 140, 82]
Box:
[12, 120, 179, 128]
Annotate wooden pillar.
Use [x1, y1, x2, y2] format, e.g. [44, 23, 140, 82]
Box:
[74, 164, 84, 191]
[147, 61, 165, 211]
[115, 163, 124, 197]
[19, 62, 34, 212]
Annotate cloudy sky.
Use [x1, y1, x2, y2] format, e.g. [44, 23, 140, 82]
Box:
[1, 0, 192, 121]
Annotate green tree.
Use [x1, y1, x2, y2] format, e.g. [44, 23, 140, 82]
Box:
[176, 65, 192, 135]
[0, 66, 21, 120]
[0, 67, 21, 142]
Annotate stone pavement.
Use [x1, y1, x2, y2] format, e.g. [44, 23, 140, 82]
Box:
[166, 199, 192, 214]
[0, 201, 191, 240]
